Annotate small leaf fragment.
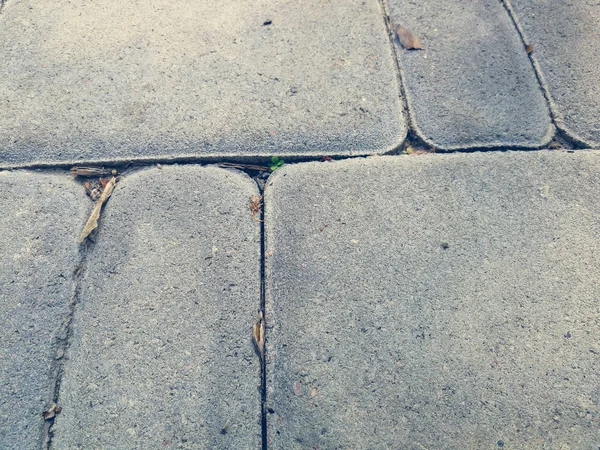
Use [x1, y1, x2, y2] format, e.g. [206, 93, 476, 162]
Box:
[79, 176, 117, 242]
[249, 195, 263, 222]
[269, 156, 285, 171]
[525, 44, 533, 54]
[394, 24, 424, 50]
[253, 313, 265, 358]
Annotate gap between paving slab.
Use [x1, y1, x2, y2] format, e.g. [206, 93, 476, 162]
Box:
[1, 147, 597, 449]
[502, 0, 600, 148]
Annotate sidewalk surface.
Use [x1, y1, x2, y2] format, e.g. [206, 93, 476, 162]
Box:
[1, 0, 599, 448]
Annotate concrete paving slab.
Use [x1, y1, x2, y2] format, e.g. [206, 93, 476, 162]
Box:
[385, 0, 554, 150]
[0, 0, 405, 167]
[0, 171, 87, 449]
[506, 0, 600, 147]
[265, 151, 600, 448]
[51, 166, 261, 449]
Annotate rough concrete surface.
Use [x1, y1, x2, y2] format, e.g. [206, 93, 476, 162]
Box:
[0, 171, 88, 449]
[51, 166, 262, 449]
[0, 0, 405, 167]
[507, 0, 600, 147]
[385, 0, 554, 150]
[265, 151, 600, 449]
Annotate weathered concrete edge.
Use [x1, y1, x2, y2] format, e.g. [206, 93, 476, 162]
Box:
[502, 0, 597, 148]
[0, 129, 409, 170]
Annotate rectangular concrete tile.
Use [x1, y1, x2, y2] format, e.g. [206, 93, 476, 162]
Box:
[385, 0, 553, 150]
[0, 171, 88, 449]
[506, 0, 600, 147]
[265, 152, 600, 449]
[0, 0, 405, 167]
[51, 166, 261, 449]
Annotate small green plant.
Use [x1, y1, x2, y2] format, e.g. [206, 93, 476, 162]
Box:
[269, 156, 285, 171]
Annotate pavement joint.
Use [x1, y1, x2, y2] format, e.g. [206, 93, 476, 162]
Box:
[499, 0, 590, 149]
[45, 238, 93, 450]
[377, 0, 414, 142]
[257, 182, 268, 450]
[1, 152, 597, 446]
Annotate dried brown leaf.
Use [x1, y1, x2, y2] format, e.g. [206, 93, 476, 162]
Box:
[79, 176, 117, 242]
[394, 24, 424, 50]
[525, 44, 533, 54]
[249, 195, 263, 222]
[253, 314, 265, 358]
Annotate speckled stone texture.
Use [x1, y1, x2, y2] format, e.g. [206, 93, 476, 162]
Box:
[0, 0, 404, 167]
[51, 166, 262, 449]
[0, 171, 87, 450]
[507, 0, 600, 147]
[265, 151, 600, 449]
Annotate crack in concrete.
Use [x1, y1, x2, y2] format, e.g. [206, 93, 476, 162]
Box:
[44, 229, 96, 449]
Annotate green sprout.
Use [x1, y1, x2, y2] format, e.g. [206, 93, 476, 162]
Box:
[270, 156, 285, 171]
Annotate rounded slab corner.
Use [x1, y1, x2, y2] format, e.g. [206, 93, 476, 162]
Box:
[410, 114, 556, 151]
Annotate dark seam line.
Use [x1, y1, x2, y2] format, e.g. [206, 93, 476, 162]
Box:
[45, 239, 94, 449]
[258, 182, 268, 450]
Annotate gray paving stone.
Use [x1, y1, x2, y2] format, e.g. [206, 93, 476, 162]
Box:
[265, 151, 600, 448]
[0, 0, 405, 167]
[507, 0, 600, 147]
[0, 171, 87, 449]
[385, 0, 554, 150]
[52, 166, 261, 449]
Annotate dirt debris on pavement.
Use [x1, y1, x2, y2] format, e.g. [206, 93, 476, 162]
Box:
[249, 194, 263, 222]
[42, 403, 62, 420]
[70, 166, 118, 178]
[217, 162, 271, 172]
[79, 176, 117, 242]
